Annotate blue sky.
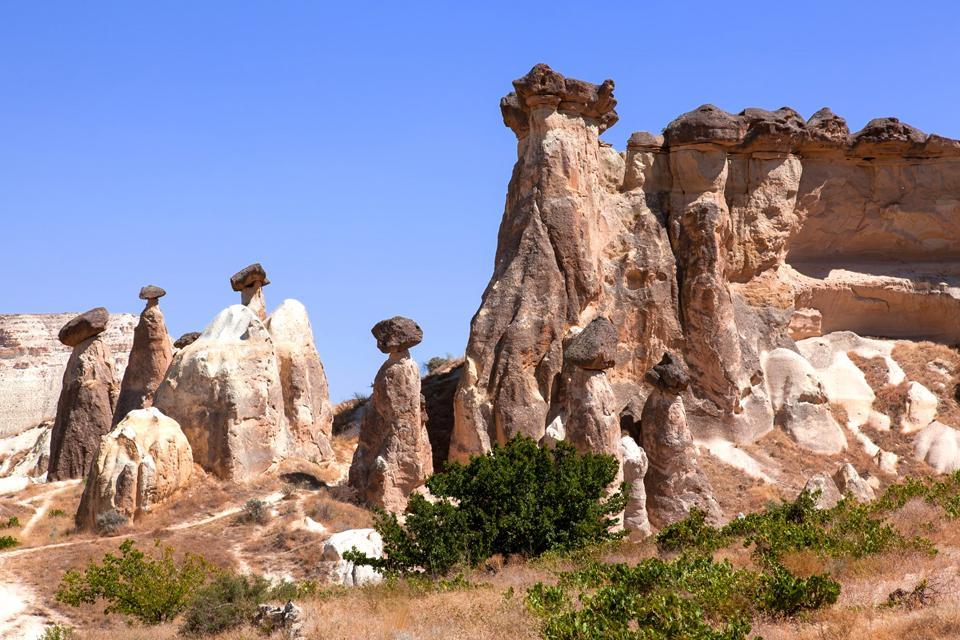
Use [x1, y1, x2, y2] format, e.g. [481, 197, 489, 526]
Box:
[2, 2, 958, 401]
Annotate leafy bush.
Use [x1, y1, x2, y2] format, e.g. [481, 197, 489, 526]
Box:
[1, 516, 21, 529]
[757, 563, 840, 616]
[48, 509, 68, 518]
[238, 499, 270, 525]
[95, 509, 128, 535]
[347, 436, 625, 576]
[0, 535, 19, 550]
[56, 539, 208, 624]
[39, 625, 77, 640]
[425, 354, 453, 374]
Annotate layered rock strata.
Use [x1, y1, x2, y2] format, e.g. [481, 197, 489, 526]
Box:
[113, 286, 173, 425]
[349, 317, 433, 512]
[48, 308, 120, 480]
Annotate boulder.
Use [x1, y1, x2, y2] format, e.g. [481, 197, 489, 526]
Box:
[113, 288, 173, 425]
[76, 408, 193, 529]
[900, 382, 937, 434]
[803, 473, 842, 510]
[788, 308, 822, 341]
[762, 348, 847, 454]
[832, 463, 875, 502]
[620, 435, 651, 540]
[48, 312, 119, 480]
[173, 332, 200, 349]
[153, 305, 287, 480]
[265, 300, 334, 461]
[914, 421, 960, 474]
[349, 320, 432, 512]
[254, 602, 304, 640]
[371, 316, 423, 354]
[322, 528, 383, 587]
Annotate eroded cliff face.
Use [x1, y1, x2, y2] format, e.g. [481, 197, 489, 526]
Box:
[450, 63, 960, 464]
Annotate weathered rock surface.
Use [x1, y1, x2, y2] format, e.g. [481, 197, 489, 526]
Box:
[173, 332, 200, 350]
[371, 316, 423, 353]
[349, 320, 432, 512]
[914, 421, 960, 474]
[0, 313, 135, 439]
[113, 291, 174, 425]
[0, 422, 51, 479]
[832, 462, 875, 502]
[254, 602, 304, 640]
[620, 435, 651, 540]
[76, 407, 193, 529]
[48, 312, 120, 481]
[231, 263, 270, 321]
[322, 528, 384, 587]
[900, 382, 937, 434]
[265, 300, 334, 462]
[803, 473, 842, 510]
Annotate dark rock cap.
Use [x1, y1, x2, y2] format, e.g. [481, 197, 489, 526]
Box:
[173, 331, 201, 349]
[627, 131, 664, 149]
[230, 263, 270, 292]
[645, 352, 689, 394]
[802, 108, 850, 148]
[564, 317, 618, 370]
[59, 307, 109, 347]
[740, 107, 806, 150]
[851, 117, 927, 152]
[139, 285, 166, 300]
[372, 316, 423, 354]
[501, 63, 618, 138]
[663, 104, 744, 147]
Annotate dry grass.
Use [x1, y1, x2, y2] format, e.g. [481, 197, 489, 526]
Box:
[892, 341, 960, 428]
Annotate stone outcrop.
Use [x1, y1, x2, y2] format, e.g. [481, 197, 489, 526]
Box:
[48, 310, 120, 480]
[451, 63, 960, 486]
[322, 528, 384, 587]
[620, 434, 651, 540]
[803, 473, 842, 510]
[640, 355, 721, 528]
[349, 317, 433, 512]
[155, 297, 334, 480]
[76, 407, 193, 529]
[231, 263, 270, 321]
[832, 462, 875, 502]
[113, 286, 173, 425]
[0, 312, 134, 439]
[173, 332, 200, 350]
[914, 421, 960, 474]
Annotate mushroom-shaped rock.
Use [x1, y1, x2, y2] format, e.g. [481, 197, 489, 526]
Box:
[76, 408, 193, 529]
[371, 316, 423, 354]
[230, 263, 270, 320]
[644, 352, 689, 394]
[803, 473, 842, 510]
[322, 529, 383, 587]
[564, 317, 617, 370]
[852, 117, 927, 150]
[113, 287, 173, 425]
[265, 299, 334, 461]
[58, 307, 110, 347]
[663, 104, 744, 147]
[138, 285, 166, 301]
[740, 107, 806, 150]
[832, 463, 875, 503]
[620, 435, 651, 540]
[802, 108, 849, 148]
[349, 318, 432, 511]
[173, 332, 201, 349]
[48, 311, 119, 480]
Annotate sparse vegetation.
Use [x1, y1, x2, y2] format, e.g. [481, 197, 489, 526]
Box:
[39, 625, 77, 640]
[1, 515, 21, 528]
[425, 354, 454, 374]
[179, 571, 271, 637]
[351, 391, 370, 403]
[0, 534, 19, 549]
[56, 539, 208, 624]
[47, 508, 68, 518]
[237, 498, 271, 525]
[95, 509, 128, 535]
[347, 436, 625, 576]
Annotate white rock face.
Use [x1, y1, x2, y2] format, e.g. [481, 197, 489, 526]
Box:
[803, 473, 842, 510]
[832, 463, 875, 502]
[0, 313, 136, 438]
[901, 382, 938, 434]
[76, 408, 193, 528]
[0, 423, 50, 479]
[914, 421, 960, 474]
[620, 435, 651, 540]
[795, 334, 877, 428]
[322, 528, 383, 587]
[539, 416, 565, 449]
[763, 348, 847, 454]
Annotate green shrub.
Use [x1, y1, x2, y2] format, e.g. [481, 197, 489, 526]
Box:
[39, 625, 77, 640]
[425, 354, 453, 374]
[347, 436, 625, 576]
[757, 563, 840, 616]
[95, 509, 128, 535]
[56, 539, 208, 624]
[238, 499, 271, 525]
[47, 509, 68, 518]
[1, 516, 21, 529]
[0, 535, 19, 550]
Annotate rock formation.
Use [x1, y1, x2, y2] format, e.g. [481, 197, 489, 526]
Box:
[640, 354, 721, 529]
[231, 263, 270, 321]
[558, 318, 622, 467]
[832, 462, 875, 502]
[173, 332, 200, 349]
[76, 407, 193, 529]
[265, 299, 334, 461]
[349, 317, 432, 512]
[620, 434, 651, 540]
[113, 286, 173, 425]
[47, 308, 120, 480]
[914, 421, 960, 474]
[803, 473, 842, 510]
[322, 528, 384, 587]
[0, 312, 134, 439]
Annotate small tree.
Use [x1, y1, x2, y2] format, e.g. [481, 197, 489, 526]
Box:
[56, 539, 208, 624]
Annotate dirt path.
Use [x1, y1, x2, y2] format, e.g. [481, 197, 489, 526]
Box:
[18, 480, 80, 537]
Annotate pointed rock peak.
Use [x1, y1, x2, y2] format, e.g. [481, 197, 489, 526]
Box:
[372, 316, 422, 354]
[138, 285, 166, 301]
[58, 307, 109, 347]
[230, 262, 270, 292]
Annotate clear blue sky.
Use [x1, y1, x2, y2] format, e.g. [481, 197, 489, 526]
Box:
[3, 2, 958, 401]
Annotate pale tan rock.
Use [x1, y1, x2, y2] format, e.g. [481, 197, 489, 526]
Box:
[113, 295, 173, 425]
[266, 300, 334, 462]
[832, 463, 875, 502]
[620, 435, 651, 540]
[914, 421, 960, 474]
[153, 305, 287, 480]
[76, 407, 193, 529]
[804, 473, 842, 509]
[349, 321, 433, 512]
[900, 382, 938, 434]
[788, 308, 822, 340]
[231, 263, 270, 321]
